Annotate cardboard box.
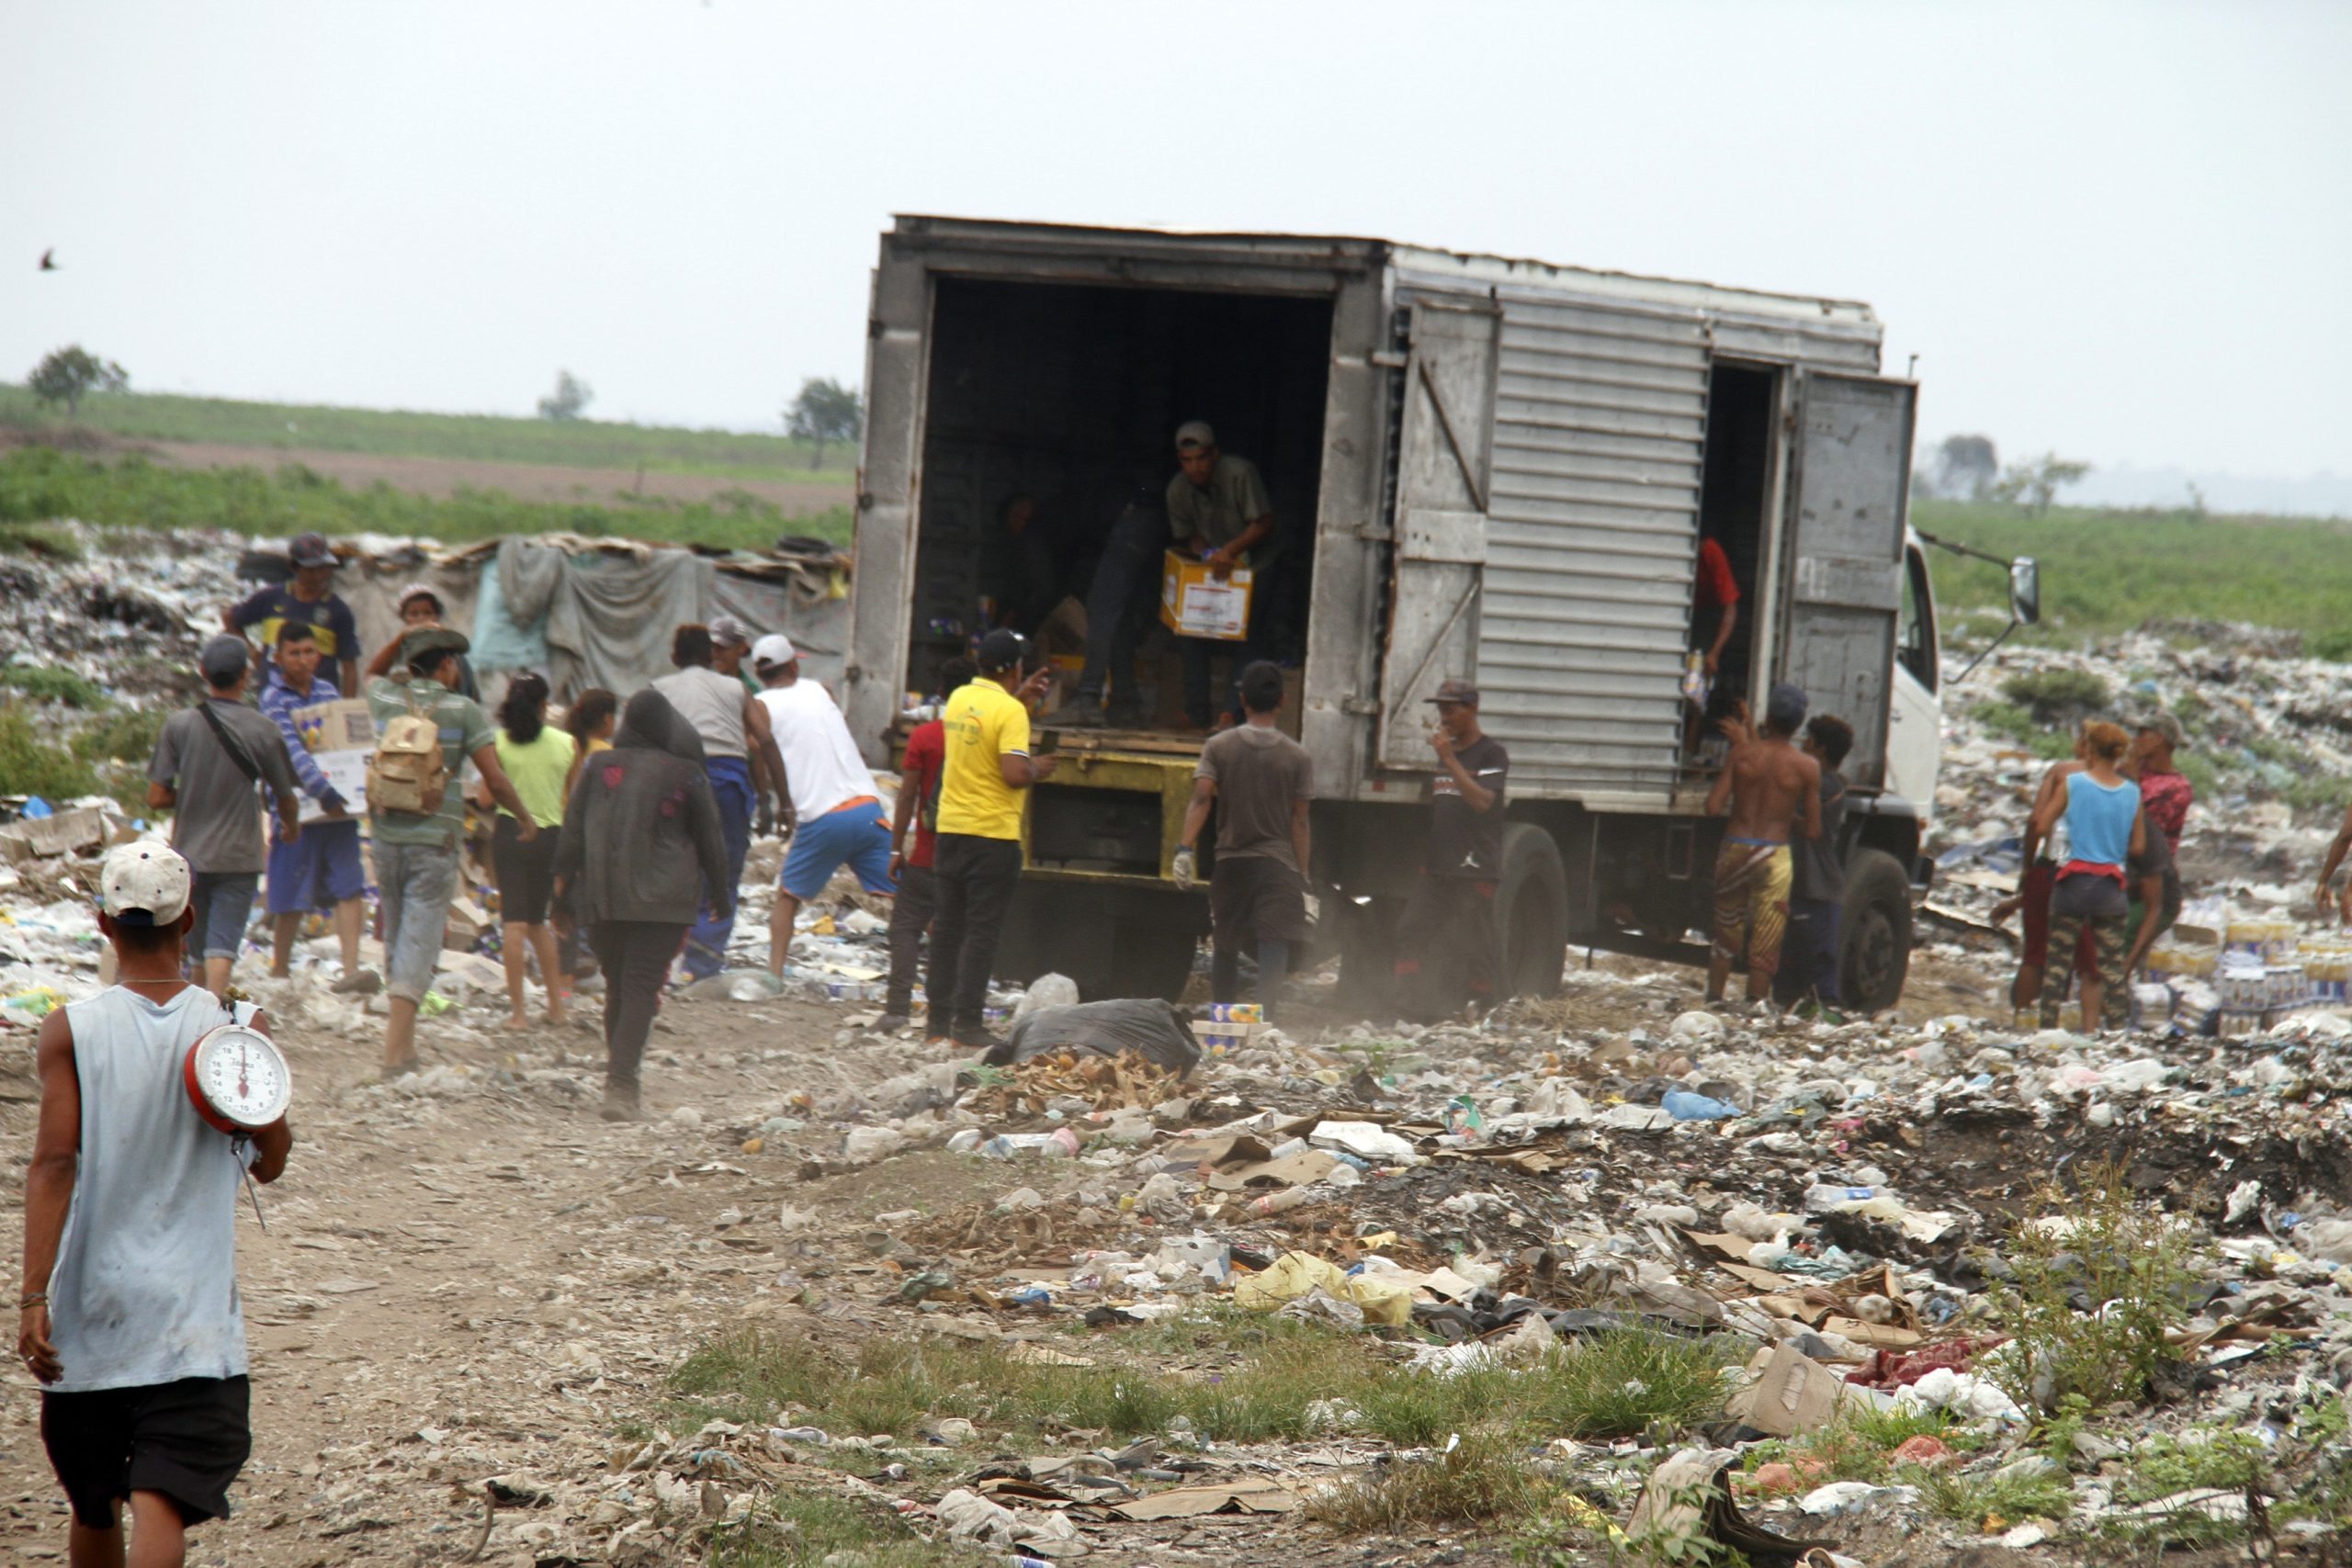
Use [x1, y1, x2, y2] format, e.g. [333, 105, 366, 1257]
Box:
[1159, 550, 1253, 641]
[289, 698, 377, 822]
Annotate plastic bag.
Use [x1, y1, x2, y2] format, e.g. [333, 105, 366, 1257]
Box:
[986, 998, 1202, 1076]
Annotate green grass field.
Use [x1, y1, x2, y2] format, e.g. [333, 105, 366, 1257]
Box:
[0, 446, 852, 552]
[0, 384, 854, 483]
[1916, 498, 2352, 657]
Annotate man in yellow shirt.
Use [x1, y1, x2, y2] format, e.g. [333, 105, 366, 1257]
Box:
[927, 629, 1057, 1048]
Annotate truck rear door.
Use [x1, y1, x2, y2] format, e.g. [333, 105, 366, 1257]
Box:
[1377, 299, 1498, 767]
[1779, 371, 1917, 788]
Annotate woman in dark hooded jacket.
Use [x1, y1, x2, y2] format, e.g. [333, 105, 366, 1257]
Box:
[554, 688, 731, 1121]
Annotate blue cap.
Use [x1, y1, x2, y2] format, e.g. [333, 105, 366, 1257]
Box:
[1766, 682, 1809, 732]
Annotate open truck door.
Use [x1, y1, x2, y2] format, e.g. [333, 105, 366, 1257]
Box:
[1377, 298, 1498, 767]
[1779, 371, 1917, 789]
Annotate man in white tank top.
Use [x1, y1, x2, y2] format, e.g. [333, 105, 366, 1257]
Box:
[17, 843, 294, 1565]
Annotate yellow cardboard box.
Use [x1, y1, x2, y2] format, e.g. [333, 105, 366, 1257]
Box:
[1159, 550, 1254, 641]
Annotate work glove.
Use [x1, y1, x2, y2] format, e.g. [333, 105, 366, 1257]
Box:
[754, 796, 777, 839]
[1170, 846, 1197, 891]
[1303, 893, 1322, 925]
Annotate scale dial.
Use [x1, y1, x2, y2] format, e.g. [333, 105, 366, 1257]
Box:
[183, 1024, 292, 1133]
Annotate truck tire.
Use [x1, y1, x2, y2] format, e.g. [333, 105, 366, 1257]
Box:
[1839, 848, 1913, 1013]
[1496, 823, 1568, 1000]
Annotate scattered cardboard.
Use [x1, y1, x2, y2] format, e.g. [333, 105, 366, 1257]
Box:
[1110, 1480, 1296, 1520]
[1208, 1149, 1340, 1191]
[1722, 1343, 1858, 1438]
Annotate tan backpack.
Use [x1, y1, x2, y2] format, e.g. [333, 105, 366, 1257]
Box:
[367, 684, 447, 818]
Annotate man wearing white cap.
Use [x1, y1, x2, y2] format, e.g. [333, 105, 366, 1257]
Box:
[752, 634, 894, 976]
[1167, 421, 1280, 730]
[18, 843, 292, 1564]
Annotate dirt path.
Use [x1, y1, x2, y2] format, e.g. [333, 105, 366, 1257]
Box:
[147, 441, 854, 517]
[0, 984, 893, 1566]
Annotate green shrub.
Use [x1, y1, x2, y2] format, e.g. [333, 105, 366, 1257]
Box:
[1990, 1160, 2202, 1412]
[0, 706, 101, 798]
[2, 666, 107, 709]
[71, 705, 167, 763]
[1999, 666, 2110, 721]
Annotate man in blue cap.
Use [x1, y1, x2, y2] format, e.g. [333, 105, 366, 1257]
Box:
[1703, 682, 1821, 1005]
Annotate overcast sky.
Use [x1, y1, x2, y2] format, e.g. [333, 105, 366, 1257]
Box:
[6, 1, 2346, 502]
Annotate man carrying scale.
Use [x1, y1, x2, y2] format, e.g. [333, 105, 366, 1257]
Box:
[17, 843, 294, 1567]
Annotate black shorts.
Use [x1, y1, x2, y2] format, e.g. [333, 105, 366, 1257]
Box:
[41, 1375, 252, 1528]
[493, 816, 561, 925]
[1209, 854, 1309, 947]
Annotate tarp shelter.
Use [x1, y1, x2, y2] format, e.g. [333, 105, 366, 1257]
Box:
[236, 533, 853, 705]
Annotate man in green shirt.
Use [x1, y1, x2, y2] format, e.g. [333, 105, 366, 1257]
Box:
[1167, 421, 1280, 730]
[365, 628, 535, 1077]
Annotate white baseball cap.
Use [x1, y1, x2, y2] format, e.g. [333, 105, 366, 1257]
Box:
[101, 842, 191, 927]
[751, 632, 797, 670]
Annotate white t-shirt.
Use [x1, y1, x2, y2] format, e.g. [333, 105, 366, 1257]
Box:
[756, 679, 874, 820]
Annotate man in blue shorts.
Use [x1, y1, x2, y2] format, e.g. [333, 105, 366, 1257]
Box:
[753, 634, 895, 977]
[256, 622, 378, 994]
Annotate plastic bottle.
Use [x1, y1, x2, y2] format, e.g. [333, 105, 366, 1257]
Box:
[1249, 1186, 1314, 1216]
[1804, 1183, 1875, 1213]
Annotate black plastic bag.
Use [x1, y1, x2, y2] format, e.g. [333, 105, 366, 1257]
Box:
[985, 998, 1202, 1077]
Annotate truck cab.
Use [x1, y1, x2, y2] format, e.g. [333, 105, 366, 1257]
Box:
[845, 218, 1962, 1011]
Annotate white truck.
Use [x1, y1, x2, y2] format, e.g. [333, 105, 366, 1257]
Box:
[842, 217, 2034, 1011]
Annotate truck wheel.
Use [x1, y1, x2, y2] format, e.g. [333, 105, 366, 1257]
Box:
[1839, 848, 1913, 1013]
[1496, 824, 1568, 1000]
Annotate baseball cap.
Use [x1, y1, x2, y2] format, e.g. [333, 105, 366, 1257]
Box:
[707, 614, 752, 649]
[751, 632, 797, 670]
[102, 841, 191, 928]
[1766, 682, 1810, 731]
[1174, 420, 1216, 452]
[976, 627, 1029, 674]
[400, 626, 470, 667]
[1424, 679, 1480, 707]
[288, 531, 338, 570]
[198, 634, 250, 684]
[2139, 712, 2186, 749]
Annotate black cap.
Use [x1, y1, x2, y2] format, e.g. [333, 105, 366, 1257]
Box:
[1424, 679, 1479, 707]
[976, 627, 1029, 674]
[288, 531, 338, 569]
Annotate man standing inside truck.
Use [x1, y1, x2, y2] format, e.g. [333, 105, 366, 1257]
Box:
[1393, 681, 1510, 1021]
[1167, 422, 1279, 731]
[926, 629, 1057, 1049]
[1704, 682, 1821, 1005]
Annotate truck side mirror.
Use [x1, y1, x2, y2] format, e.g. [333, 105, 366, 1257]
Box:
[2009, 557, 2041, 626]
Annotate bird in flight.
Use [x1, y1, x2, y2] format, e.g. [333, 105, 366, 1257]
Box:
[39, 249, 57, 271]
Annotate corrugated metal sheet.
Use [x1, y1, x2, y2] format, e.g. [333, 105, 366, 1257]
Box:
[1472, 286, 1711, 800]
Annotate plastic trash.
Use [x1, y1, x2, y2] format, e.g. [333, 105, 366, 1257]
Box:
[988, 997, 1202, 1075]
[1308, 1120, 1417, 1162]
[1661, 1089, 1739, 1121]
[769, 1426, 831, 1446]
[19, 797, 51, 819]
[680, 967, 785, 1003]
[981, 1127, 1081, 1159]
[1804, 1184, 1876, 1213]
[1012, 971, 1080, 1020]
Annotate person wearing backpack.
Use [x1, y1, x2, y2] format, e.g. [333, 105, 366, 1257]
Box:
[876, 656, 972, 1031]
[365, 627, 536, 1078]
[145, 637, 303, 998]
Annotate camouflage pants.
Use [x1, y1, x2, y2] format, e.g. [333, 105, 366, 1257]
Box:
[2041, 910, 2127, 1029]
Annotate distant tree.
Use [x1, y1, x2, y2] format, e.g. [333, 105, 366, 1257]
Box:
[27, 345, 128, 422]
[1931, 434, 1999, 500]
[785, 378, 863, 468]
[537, 370, 593, 422]
[1991, 452, 2092, 517]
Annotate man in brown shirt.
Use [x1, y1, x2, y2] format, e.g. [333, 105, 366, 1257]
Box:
[1173, 661, 1312, 1020]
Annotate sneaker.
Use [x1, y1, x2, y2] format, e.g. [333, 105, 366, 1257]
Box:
[1060, 703, 1107, 729]
[332, 968, 384, 997]
[600, 1082, 644, 1122]
[869, 1011, 913, 1033]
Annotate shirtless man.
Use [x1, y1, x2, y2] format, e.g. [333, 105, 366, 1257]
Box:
[1704, 682, 1820, 1003]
